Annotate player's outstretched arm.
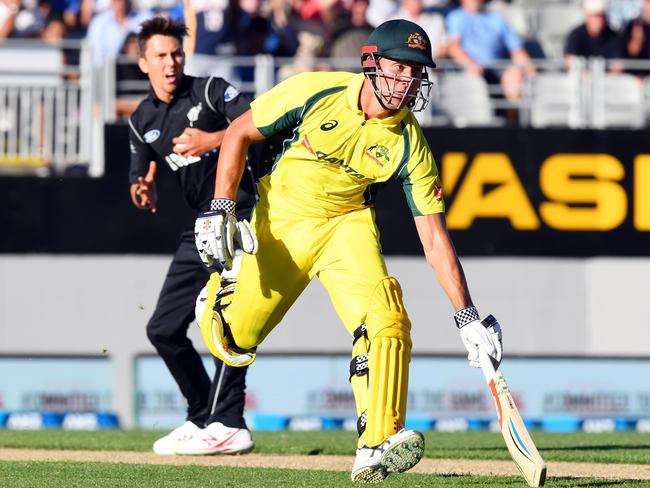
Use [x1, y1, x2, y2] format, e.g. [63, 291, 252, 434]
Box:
[195, 111, 265, 269]
[214, 110, 265, 200]
[414, 213, 471, 310]
[414, 213, 502, 368]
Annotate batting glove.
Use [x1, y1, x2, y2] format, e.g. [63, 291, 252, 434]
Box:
[194, 199, 258, 270]
[455, 307, 503, 369]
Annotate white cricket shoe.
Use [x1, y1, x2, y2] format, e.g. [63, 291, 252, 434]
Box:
[351, 429, 425, 483]
[174, 421, 255, 455]
[152, 421, 201, 455]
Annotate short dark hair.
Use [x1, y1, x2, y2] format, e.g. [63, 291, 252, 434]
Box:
[137, 16, 188, 57]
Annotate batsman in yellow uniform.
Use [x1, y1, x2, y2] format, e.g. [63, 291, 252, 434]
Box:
[194, 19, 503, 482]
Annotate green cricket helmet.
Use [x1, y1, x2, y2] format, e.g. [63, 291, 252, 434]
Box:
[361, 19, 435, 112]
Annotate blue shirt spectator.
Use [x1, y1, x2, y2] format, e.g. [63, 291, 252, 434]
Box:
[86, 0, 151, 66]
[446, 0, 536, 122]
[446, 6, 523, 64]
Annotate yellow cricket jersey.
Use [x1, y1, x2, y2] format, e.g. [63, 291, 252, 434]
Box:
[250, 71, 445, 218]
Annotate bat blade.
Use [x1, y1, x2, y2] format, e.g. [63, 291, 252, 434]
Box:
[488, 370, 547, 487]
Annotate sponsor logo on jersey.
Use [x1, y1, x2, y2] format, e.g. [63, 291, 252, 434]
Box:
[320, 120, 338, 131]
[165, 153, 201, 171]
[224, 85, 240, 102]
[407, 33, 427, 51]
[143, 129, 160, 143]
[365, 144, 390, 167]
[187, 102, 203, 127]
[301, 135, 371, 180]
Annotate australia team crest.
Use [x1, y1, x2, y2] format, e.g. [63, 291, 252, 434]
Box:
[406, 32, 427, 51]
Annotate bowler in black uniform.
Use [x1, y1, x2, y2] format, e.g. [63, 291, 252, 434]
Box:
[128, 16, 255, 455]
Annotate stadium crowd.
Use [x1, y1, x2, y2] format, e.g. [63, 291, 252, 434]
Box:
[3, 0, 650, 65]
[3, 0, 650, 124]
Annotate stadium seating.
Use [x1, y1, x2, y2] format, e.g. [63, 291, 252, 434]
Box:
[532, 4, 584, 60]
[527, 72, 581, 128]
[436, 72, 497, 127]
[596, 73, 645, 128]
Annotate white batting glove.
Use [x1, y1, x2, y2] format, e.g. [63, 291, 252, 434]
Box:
[455, 307, 503, 369]
[194, 199, 258, 270]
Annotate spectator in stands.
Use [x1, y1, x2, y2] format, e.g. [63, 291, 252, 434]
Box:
[327, 0, 373, 59]
[366, 0, 397, 26]
[236, 0, 295, 56]
[446, 0, 536, 112]
[40, 12, 66, 41]
[272, 0, 336, 78]
[182, 0, 238, 78]
[391, 0, 447, 59]
[79, 0, 112, 29]
[114, 31, 148, 118]
[620, 0, 650, 76]
[11, 0, 47, 37]
[564, 0, 623, 68]
[366, 0, 448, 27]
[86, 0, 152, 66]
[51, 0, 81, 32]
[607, 0, 642, 31]
[0, 0, 21, 38]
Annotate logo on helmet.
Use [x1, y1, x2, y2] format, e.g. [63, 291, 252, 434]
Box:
[406, 33, 427, 51]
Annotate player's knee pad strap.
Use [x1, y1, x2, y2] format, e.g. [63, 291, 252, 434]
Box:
[349, 323, 370, 446]
[363, 276, 412, 448]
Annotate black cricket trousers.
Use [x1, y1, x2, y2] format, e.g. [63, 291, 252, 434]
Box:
[146, 230, 248, 429]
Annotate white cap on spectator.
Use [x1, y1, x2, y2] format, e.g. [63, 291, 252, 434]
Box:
[584, 0, 606, 15]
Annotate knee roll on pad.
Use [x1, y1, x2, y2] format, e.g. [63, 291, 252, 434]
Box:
[365, 277, 412, 343]
[364, 276, 412, 448]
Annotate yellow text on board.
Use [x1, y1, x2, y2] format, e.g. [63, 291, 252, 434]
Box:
[442, 152, 650, 231]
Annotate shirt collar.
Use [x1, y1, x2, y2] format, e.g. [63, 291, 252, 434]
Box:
[149, 74, 193, 107]
[345, 72, 409, 125]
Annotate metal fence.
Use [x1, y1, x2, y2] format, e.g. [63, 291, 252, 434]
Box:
[0, 39, 103, 177]
[2, 40, 650, 177]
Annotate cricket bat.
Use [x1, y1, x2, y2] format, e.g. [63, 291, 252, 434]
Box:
[479, 316, 547, 487]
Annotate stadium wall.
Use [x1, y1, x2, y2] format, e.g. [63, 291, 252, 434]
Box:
[2, 124, 649, 428]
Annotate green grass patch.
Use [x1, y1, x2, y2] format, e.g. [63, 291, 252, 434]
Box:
[0, 461, 646, 488]
[2, 430, 650, 465]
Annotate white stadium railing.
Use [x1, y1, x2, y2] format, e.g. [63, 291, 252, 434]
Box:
[0, 39, 103, 177]
[2, 39, 650, 177]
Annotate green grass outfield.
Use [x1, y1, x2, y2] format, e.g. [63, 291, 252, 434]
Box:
[1, 430, 650, 487]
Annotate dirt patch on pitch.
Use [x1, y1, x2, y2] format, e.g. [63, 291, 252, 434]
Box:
[1, 448, 649, 481]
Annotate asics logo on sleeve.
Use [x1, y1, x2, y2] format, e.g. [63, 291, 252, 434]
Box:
[320, 120, 338, 131]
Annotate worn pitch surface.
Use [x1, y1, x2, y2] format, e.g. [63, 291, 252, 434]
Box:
[0, 448, 649, 481]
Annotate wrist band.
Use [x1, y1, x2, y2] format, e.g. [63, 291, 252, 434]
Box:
[454, 306, 479, 328]
[210, 198, 236, 214]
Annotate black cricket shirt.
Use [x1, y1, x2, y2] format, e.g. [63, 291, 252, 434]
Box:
[128, 75, 256, 216]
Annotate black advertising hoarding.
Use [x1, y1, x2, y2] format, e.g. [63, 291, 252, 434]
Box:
[1, 125, 650, 256]
[375, 127, 650, 257]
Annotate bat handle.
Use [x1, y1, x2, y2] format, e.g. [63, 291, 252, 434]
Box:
[479, 350, 497, 384]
